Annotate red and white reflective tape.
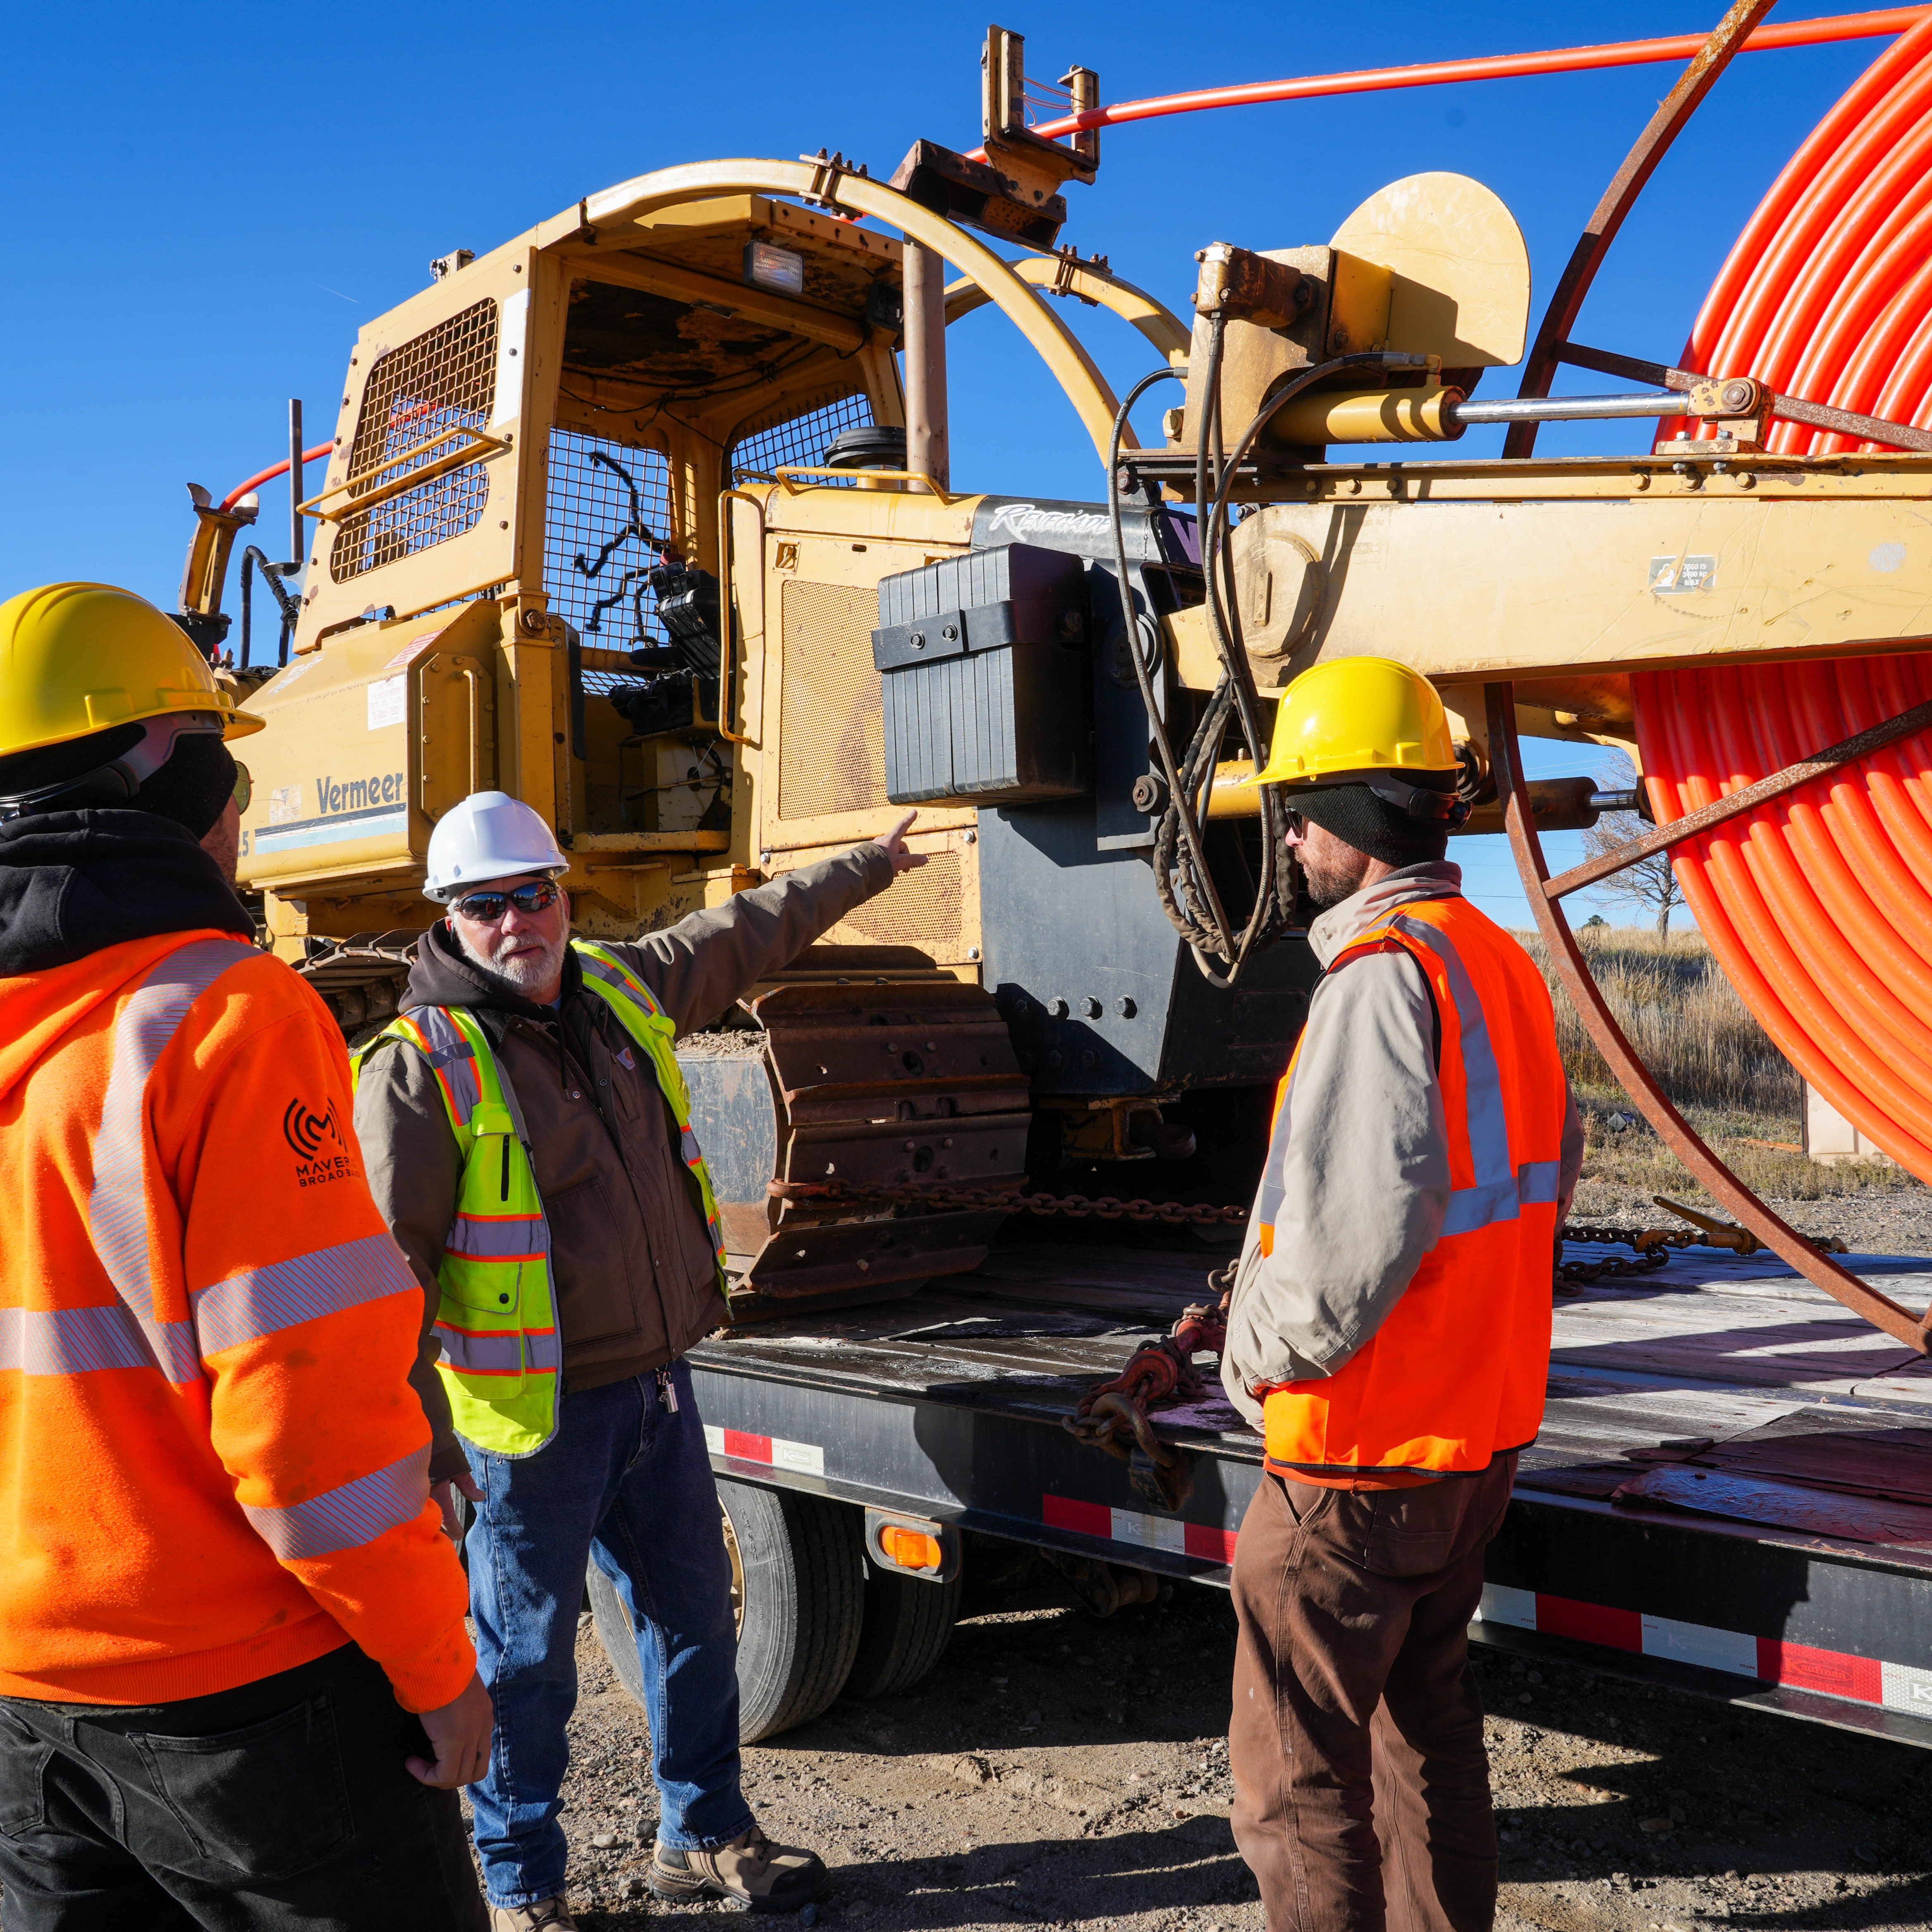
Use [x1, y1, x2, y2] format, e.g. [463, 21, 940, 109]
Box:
[703, 1423, 825, 1478]
[1480, 1585, 1932, 1717]
[1043, 1493, 1239, 1566]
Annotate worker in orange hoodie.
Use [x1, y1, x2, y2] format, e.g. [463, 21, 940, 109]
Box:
[0, 583, 493, 1931]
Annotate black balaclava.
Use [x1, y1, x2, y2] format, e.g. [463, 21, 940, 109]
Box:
[0, 723, 236, 837]
[1290, 780, 1453, 868]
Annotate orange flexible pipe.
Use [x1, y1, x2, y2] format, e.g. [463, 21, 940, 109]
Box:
[220, 442, 335, 515]
[1635, 12, 1932, 1181]
[967, 9, 1928, 158]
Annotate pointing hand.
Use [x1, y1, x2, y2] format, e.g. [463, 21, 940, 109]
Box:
[875, 809, 929, 875]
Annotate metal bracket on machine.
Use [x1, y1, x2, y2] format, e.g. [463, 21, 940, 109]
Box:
[798, 148, 868, 215]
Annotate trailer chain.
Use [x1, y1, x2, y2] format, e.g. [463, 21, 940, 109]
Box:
[1554, 1219, 1841, 1287]
[771, 1187, 1835, 1278]
[1555, 1241, 1673, 1286]
[768, 1179, 1250, 1227]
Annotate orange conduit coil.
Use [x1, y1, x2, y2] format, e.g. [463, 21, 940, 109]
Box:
[1635, 15, 1932, 1178]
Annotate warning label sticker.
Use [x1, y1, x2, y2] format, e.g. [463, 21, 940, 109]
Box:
[1650, 555, 1717, 594]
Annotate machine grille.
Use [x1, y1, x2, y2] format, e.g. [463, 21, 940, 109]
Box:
[330, 299, 498, 583]
[731, 392, 873, 482]
[818, 851, 964, 958]
[544, 428, 675, 668]
[779, 579, 886, 819]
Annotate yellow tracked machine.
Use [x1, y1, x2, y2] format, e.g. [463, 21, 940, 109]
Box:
[178, 18, 1932, 1353]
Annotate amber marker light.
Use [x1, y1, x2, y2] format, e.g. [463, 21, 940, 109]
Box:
[879, 1526, 943, 1571]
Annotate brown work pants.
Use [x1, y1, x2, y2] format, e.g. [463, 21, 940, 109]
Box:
[1229, 1454, 1514, 1932]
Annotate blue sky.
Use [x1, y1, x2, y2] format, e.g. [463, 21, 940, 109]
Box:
[1, 4, 1895, 926]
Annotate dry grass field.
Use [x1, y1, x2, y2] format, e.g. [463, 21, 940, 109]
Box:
[1512, 927, 1928, 1241]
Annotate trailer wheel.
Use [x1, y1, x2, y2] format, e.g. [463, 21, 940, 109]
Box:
[586, 1480, 865, 1745]
[842, 1563, 963, 1700]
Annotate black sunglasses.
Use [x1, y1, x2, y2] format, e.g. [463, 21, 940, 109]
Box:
[451, 879, 562, 923]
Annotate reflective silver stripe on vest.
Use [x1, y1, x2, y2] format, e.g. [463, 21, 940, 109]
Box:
[400, 1007, 483, 1121]
[1389, 915, 1552, 1238]
[575, 947, 666, 1015]
[445, 1213, 549, 1260]
[1518, 1159, 1562, 1205]
[434, 1325, 561, 1375]
[435, 1325, 526, 1374]
[192, 1234, 417, 1356]
[240, 1444, 430, 1561]
[0, 1302, 157, 1375]
[87, 937, 258, 1386]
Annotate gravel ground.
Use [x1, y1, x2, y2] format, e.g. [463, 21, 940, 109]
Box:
[543, 1564, 1932, 1932]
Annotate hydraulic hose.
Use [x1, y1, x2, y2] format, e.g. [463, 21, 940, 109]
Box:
[1634, 14, 1932, 1177]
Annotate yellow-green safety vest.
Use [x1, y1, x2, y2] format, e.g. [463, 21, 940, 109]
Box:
[352, 938, 729, 1457]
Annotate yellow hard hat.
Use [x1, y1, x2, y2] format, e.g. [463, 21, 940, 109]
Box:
[1248, 655, 1459, 787]
[0, 581, 264, 761]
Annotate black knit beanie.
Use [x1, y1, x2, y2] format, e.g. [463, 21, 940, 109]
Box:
[1290, 780, 1452, 868]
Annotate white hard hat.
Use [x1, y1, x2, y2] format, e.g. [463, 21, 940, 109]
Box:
[423, 791, 570, 903]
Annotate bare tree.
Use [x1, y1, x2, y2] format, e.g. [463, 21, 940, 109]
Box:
[1578, 748, 1683, 938]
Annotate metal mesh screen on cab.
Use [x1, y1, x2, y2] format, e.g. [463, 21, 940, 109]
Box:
[820, 851, 963, 957]
[545, 429, 675, 687]
[330, 300, 497, 584]
[731, 393, 874, 483]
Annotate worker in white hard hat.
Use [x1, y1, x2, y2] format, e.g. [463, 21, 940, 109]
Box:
[351, 789, 926, 1931]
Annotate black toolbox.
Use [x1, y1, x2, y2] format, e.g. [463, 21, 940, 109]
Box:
[871, 543, 1090, 805]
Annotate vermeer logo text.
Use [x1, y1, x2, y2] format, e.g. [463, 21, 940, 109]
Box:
[316, 772, 406, 815]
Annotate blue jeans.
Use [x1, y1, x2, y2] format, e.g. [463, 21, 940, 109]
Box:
[461, 1359, 751, 1909]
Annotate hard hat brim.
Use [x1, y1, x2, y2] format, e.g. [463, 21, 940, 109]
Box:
[1241, 760, 1460, 789]
[223, 707, 265, 741]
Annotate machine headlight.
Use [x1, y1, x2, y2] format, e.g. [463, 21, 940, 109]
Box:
[743, 240, 806, 296]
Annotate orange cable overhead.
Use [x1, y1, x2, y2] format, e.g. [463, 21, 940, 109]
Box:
[966, 9, 1928, 158]
[220, 444, 335, 514]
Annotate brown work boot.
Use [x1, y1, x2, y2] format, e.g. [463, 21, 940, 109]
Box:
[649, 1823, 827, 1912]
[489, 1901, 577, 1931]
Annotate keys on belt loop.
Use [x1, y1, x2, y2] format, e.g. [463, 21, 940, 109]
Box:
[656, 1366, 679, 1413]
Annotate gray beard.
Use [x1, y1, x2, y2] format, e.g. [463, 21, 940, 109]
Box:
[453, 924, 568, 1000]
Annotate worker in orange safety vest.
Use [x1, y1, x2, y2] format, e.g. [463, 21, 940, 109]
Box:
[1219, 657, 1583, 1932]
[0, 583, 492, 1932]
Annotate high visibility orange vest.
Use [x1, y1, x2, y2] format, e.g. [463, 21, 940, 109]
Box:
[1258, 897, 1566, 1480]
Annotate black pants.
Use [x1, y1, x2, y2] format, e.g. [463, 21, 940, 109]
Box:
[0, 1642, 486, 1932]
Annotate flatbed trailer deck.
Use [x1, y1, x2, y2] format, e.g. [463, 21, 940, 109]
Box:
[666, 1239, 1932, 1748]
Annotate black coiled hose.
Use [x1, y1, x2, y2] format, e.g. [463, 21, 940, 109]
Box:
[1107, 346, 1434, 985]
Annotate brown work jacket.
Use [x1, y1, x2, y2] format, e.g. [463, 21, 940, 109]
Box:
[353, 846, 893, 1475]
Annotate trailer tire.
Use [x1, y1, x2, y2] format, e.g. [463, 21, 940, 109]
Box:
[842, 1564, 963, 1701]
[585, 1480, 865, 1745]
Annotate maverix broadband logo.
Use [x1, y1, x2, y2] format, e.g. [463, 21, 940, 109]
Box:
[253, 770, 407, 854]
[284, 1098, 355, 1189]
